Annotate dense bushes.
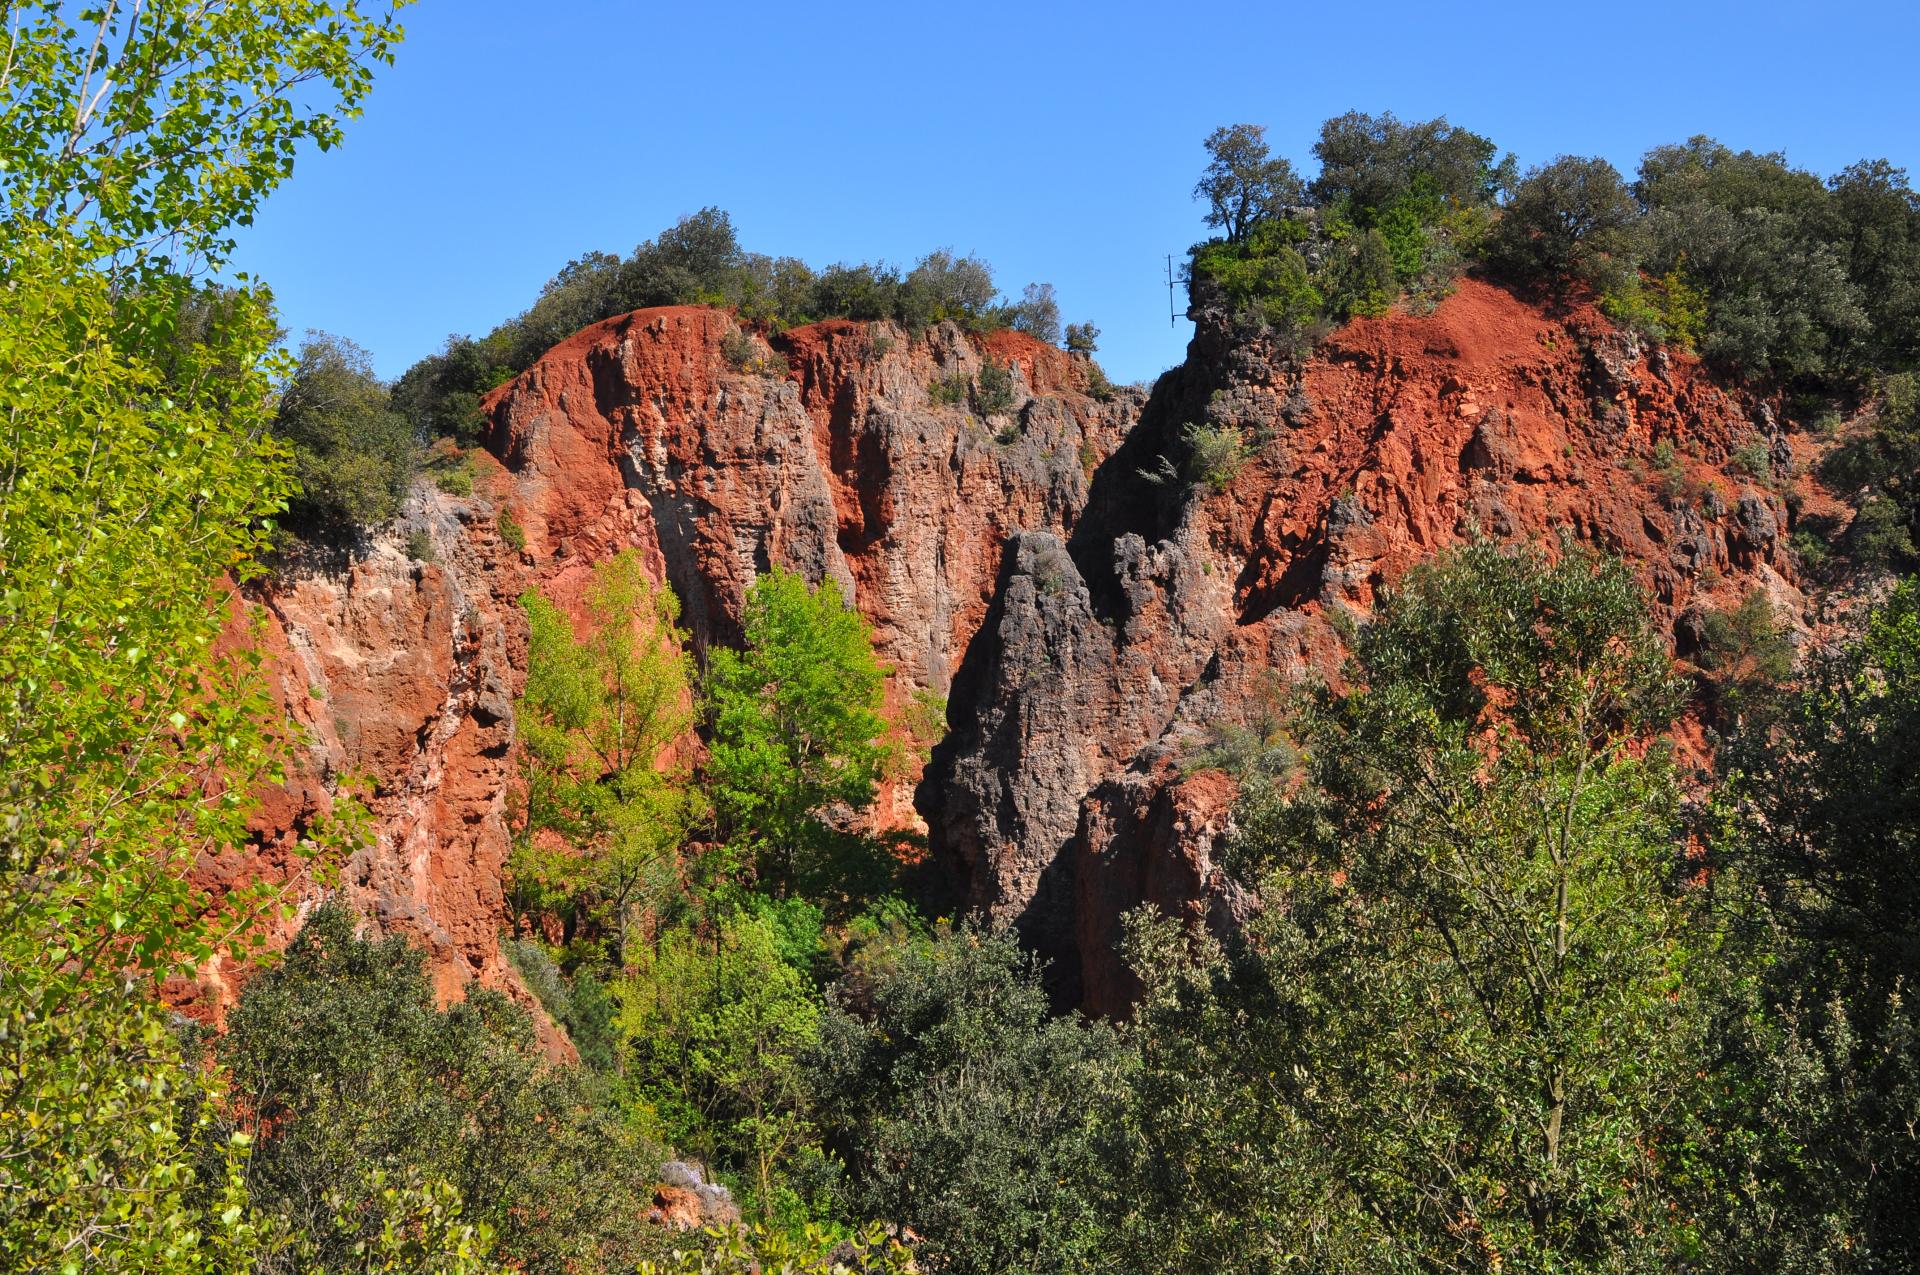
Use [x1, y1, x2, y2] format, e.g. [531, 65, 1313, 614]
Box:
[1193, 116, 1920, 394]
[96, 497, 1914, 1274]
[1487, 155, 1640, 290]
[273, 333, 416, 537]
[394, 209, 1063, 445]
[811, 928, 1120, 1275]
[1188, 112, 1509, 342]
[216, 904, 667, 1274]
[1711, 579, 1920, 1269]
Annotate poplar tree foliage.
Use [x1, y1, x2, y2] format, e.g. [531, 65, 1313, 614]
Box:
[1110, 542, 1714, 1273]
[707, 568, 888, 899]
[514, 551, 701, 968]
[0, 2, 428, 1270]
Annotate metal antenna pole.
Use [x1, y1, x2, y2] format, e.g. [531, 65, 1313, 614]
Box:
[1166, 254, 1178, 328]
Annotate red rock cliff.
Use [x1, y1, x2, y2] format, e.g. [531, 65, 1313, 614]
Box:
[923, 279, 1821, 1014]
[198, 310, 1135, 1016]
[213, 278, 1830, 1027]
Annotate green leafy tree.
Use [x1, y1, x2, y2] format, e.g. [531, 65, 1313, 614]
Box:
[810, 926, 1119, 1275]
[1310, 110, 1515, 216]
[515, 551, 701, 967]
[1110, 541, 1715, 1273]
[0, 4, 426, 1268]
[1195, 123, 1305, 244]
[217, 903, 663, 1274]
[1009, 281, 1062, 345]
[1828, 159, 1920, 370]
[1490, 155, 1643, 290]
[1711, 581, 1920, 1271]
[1636, 137, 1868, 379]
[275, 332, 417, 535]
[707, 568, 887, 898]
[0, 0, 404, 270]
[616, 905, 824, 1220]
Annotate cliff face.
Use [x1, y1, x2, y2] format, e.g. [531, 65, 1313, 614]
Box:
[214, 277, 1824, 1024]
[924, 279, 1815, 1013]
[197, 309, 1135, 1017]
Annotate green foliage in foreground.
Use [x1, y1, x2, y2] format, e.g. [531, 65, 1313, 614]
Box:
[217, 903, 666, 1274]
[1108, 542, 1714, 1273]
[811, 928, 1120, 1275]
[618, 902, 826, 1221]
[0, 219, 305, 1275]
[1711, 580, 1920, 1270]
[0, 1, 419, 1267]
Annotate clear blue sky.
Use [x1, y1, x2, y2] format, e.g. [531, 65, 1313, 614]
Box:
[233, 0, 1920, 389]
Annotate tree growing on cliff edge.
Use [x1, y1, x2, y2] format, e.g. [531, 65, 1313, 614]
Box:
[514, 551, 702, 968]
[1488, 155, 1642, 291]
[1108, 542, 1719, 1273]
[275, 331, 418, 536]
[1195, 123, 1305, 245]
[706, 568, 888, 901]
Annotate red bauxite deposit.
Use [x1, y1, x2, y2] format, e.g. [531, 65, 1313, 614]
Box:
[197, 276, 1825, 1029]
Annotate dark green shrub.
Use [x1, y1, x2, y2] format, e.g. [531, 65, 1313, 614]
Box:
[1696, 587, 1795, 722]
[392, 331, 513, 445]
[975, 360, 1016, 416]
[274, 333, 416, 537]
[810, 926, 1120, 1275]
[498, 507, 526, 551]
[216, 903, 666, 1274]
[1321, 225, 1397, 318]
[928, 371, 970, 405]
[1828, 159, 1920, 370]
[1309, 110, 1514, 217]
[1715, 583, 1920, 1269]
[1731, 438, 1774, 479]
[1489, 155, 1642, 289]
[1083, 361, 1115, 401]
[721, 326, 756, 369]
[1064, 321, 1100, 354]
[1636, 137, 1869, 379]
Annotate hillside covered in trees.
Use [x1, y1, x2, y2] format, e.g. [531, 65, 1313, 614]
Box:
[6, 6, 1920, 1274]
